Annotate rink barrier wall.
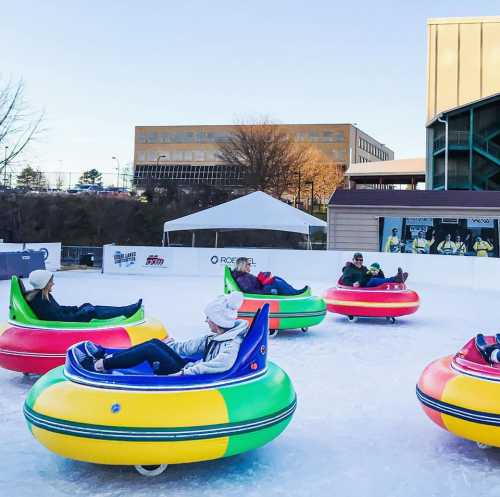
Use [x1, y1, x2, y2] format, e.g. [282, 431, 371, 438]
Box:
[102, 245, 500, 291]
[0, 243, 61, 272]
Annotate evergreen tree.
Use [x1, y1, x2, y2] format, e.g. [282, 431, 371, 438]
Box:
[79, 168, 102, 185]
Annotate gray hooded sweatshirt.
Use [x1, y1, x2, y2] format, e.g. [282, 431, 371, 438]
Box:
[166, 319, 248, 375]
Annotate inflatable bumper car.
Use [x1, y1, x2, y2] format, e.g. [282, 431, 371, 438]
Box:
[324, 280, 419, 323]
[24, 304, 296, 476]
[417, 335, 500, 449]
[0, 276, 167, 374]
[224, 266, 326, 336]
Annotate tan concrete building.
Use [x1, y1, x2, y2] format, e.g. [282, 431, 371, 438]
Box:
[427, 16, 500, 121]
[133, 124, 393, 187]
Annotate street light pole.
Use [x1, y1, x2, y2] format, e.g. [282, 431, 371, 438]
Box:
[437, 115, 449, 190]
[305, 181, 314, 214]
[3, 146, 8, 187]
[296, 169, 301, 206]
[156, 154, 167, 167]
[112, 156, 120, 187]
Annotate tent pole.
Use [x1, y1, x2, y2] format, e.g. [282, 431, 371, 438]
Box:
[192, 232, 195, 248]
[162, 231, 165, 247]
[307, 233, 311, 250]
[166, 231, 170, 247]
[215, 231, 218, 248]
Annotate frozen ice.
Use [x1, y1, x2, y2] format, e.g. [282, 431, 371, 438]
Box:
[1, 270, 500, 497]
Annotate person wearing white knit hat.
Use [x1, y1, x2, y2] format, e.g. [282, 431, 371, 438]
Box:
[80, 291, 247, 376]
[26, 270, 143, 323]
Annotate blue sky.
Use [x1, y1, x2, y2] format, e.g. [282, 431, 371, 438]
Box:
[1, 1, 497, 180]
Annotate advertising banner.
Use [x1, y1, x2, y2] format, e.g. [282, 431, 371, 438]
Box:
[379, 217, 499, 257]
[198, 249, 270, 276]
[104, 245, 173, 275]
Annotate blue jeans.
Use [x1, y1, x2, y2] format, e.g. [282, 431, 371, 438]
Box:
[75, 303, 138, 321]
[103, 338, 187, 375]
[365, 277, 398, 287]
[263, 276, 302, 295]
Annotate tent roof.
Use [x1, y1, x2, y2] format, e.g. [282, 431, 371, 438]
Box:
[163, 191, 327, 235]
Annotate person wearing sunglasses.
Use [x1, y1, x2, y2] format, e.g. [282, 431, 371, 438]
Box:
[341, 253, 407, 288]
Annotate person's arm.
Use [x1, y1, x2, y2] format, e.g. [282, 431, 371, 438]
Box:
[437, 241, 444, 253]
[235, 273, 264, 294]
[46, 295, 78, 313]
[429, 231, 436, 247]
[384, 238, 391, 252]
[182, 339, 241, 375]
[341, 266, 356, 286]
[412, 239, 418, 253]
[29, 294, 74, 321]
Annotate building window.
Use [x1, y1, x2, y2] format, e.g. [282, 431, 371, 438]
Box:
[137, 152, 146, 161]
[137, 133, 146, 144]
[146, 132, 158, 144]
[333, 131, 345, 142]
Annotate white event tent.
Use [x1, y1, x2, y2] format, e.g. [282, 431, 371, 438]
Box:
[163, 191, 327, 248]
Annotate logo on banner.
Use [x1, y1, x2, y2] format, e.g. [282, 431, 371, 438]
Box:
[210, 255, 256, 266]
[144, 254, 166, 267]
[114, 250, 136, 267]
[468, 218, 495, 228]
[405, 218, 434, 227]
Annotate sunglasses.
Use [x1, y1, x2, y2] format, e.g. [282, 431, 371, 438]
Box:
[355, 258, 363, 262]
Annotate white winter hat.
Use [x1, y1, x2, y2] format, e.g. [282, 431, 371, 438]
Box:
[204, 292, 244, 329]
[28, 269, 53, 290]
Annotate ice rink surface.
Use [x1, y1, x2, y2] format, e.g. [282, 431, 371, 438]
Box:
[2, 270, 500, 497]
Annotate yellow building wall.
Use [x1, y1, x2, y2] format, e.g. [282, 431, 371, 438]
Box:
[427, 16, 500, 121]
[134, 124, 354, 166]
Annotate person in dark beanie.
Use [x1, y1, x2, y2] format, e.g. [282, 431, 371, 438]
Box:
[340, 254, 408, 288]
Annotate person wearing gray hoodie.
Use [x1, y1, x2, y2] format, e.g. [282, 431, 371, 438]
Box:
[79, 292, 247, 376]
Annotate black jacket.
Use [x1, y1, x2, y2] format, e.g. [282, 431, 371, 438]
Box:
[341, 262, 370, 286]
[28, 291, 90, 322]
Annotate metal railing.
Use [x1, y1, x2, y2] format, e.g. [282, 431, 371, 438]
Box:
[474, 134, 500, 161]
[433, 131, 500, 162]
[61, 246, 103, 267]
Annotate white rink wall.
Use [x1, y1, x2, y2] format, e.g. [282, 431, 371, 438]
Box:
[103, 244, 500, 291]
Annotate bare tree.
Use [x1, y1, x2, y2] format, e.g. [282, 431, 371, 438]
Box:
[0, 78, 44, 182]
[217, 121, 311, 198]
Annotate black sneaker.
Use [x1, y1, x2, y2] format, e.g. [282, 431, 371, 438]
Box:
[74, 347, 96, 372]
[394, 269, 405, 283]
[126, 299, 143, 318]
[475, 334, 497, 364]
[84, 341, 105, 360]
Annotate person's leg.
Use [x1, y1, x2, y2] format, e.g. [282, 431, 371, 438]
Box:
[366, 277, 398, 287]
[103, 339, 185, 374]
[267, 276, 304, 295]
[90, 301, 141, 320]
